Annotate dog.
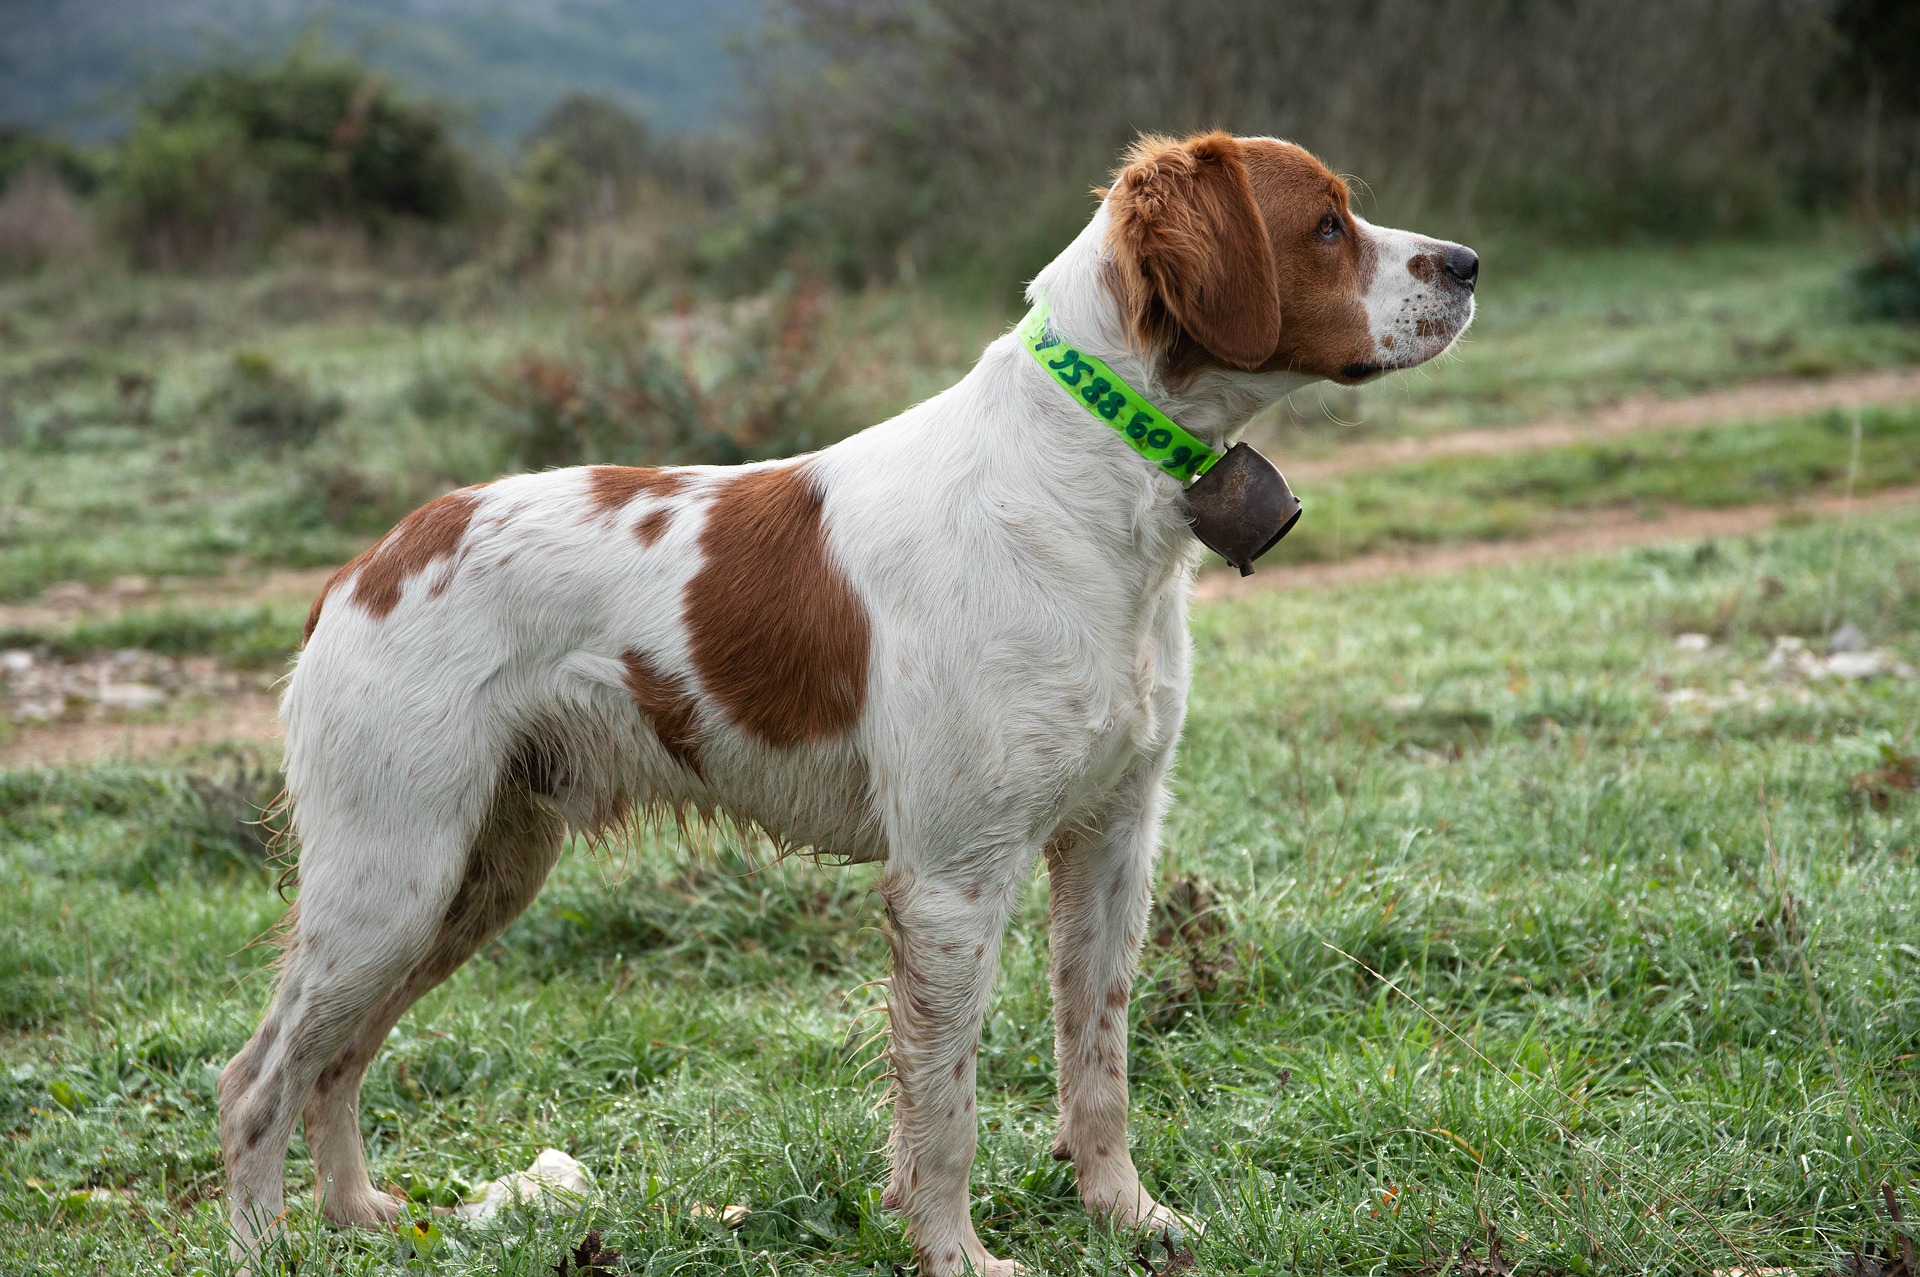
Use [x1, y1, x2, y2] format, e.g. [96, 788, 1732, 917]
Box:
[219, 131, 1475, 1275]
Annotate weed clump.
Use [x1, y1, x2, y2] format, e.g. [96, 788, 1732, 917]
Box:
[490, 277, 844, 468]
[202, 350, 344, 449]
[0, 169, 98, 274]
[1852, 238, 1920, 322]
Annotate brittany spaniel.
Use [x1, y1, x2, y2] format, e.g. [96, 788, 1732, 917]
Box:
[220, 131, 1476, 1274]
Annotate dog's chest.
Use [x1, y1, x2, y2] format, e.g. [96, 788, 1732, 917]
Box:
[1080, 580, 1192, 780]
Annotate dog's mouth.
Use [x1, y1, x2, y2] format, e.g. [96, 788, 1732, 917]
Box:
[1376, 296, 1475, 375]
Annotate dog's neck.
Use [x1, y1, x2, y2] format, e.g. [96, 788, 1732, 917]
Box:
[1025, 205, 1315, 450]
[927, 204, 1314, 586]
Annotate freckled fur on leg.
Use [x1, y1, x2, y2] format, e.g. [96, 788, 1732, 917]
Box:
[219, 807, 479, 1264]
[878, 866, 1026, 1277]
[302, 785, 565, 1226]
[1045, 805, 1193, 1233]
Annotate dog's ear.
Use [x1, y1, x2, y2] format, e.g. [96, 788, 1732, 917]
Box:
[1105, 132, 1280, 371]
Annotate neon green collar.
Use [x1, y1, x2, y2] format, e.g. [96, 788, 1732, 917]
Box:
[1018, 298, 1222, 484]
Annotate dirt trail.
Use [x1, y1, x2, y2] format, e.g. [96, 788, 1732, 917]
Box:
[0, 694, 282, 768]
[1285, 365, 1920, 481]
[0, 566, 336, 633]
[1193, 483, 1920, 601]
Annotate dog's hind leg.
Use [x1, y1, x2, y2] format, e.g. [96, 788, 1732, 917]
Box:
[302, 785, 566, 1227]
[218, 802, 480, 1266]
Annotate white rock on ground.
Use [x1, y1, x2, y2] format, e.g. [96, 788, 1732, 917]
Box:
[453, 1148, 594, 1221]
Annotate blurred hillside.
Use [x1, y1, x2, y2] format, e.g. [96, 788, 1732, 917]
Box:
[0, 0, 754, 142]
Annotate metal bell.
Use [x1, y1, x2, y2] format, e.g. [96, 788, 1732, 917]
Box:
[1182, 442, 1303, 575]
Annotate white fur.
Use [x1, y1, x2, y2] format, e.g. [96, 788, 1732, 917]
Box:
[218, 168, 1475, 1275]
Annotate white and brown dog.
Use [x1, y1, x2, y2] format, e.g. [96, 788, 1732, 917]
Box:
[220, 132, 1475, 1274]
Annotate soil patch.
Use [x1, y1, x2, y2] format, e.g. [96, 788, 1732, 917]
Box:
[1195, 483, 1920, 601]
[1285, 366, 1920, 481]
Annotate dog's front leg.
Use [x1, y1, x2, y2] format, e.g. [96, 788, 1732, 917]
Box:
[1045, 782, 1195, 1235]
[877, 861, 1028, 1277]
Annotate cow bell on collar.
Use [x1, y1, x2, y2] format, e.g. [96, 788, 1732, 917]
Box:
[1182, 442, 1303, 575]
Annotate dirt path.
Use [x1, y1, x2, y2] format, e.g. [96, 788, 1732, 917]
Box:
[1193, 483, 1920, 601]
[0, 693, 282, 768]
[0, 566, 336, 633]
[1285, 365, 1920, 481]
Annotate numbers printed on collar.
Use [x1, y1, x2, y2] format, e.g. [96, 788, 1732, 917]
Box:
[1018, 299, 1222, 483]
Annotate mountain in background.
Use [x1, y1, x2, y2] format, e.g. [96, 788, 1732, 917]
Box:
[0, 0, 758, 144]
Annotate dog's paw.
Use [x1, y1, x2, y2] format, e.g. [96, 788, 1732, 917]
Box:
[918, 1239, 1024, 1276]
[1136, 1199, 1202, 1240]
[323, 1186, 408, 1229]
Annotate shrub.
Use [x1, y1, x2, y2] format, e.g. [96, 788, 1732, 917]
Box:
[1852, 238, 1920, 321]
[0, 125, 100, 198]
[105, 116, 268, 268]
[489, 276, 844, 468]
[513, 92, 734, 261]
[201, 350, 345, 449]
[106, 50, 479, 266]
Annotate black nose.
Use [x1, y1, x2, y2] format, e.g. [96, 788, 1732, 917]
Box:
[1443, 245, 1478, 290]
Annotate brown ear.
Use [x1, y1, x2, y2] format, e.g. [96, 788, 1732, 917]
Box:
[1105, 132, 1280, 370]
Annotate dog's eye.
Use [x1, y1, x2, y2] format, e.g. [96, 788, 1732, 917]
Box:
[1317, 214, 1342, 242]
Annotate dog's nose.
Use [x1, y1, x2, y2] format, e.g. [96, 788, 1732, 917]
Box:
[1443, 245, 1478, 290]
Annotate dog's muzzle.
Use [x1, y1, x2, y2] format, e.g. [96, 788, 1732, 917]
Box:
[1182, 442, 1303, 576]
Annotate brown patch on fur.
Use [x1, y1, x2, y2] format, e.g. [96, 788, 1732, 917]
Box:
[1105, 132, 1280, 370]
[303, 488, 484, 643]
[1236, 137, 1379, 383]
[1408, 251, 1441, 284]
[635, 507, 673, 547]
[620, 650, 705, 778]
[684, 463, 869, 748]
[585, 465, 685, 515]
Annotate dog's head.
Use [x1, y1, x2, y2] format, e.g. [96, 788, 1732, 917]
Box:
[1103, 132, 1475, 385]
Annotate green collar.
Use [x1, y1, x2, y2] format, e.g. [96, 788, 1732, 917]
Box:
[1017, 298, 1223, 484]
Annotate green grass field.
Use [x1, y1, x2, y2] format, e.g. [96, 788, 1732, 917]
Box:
[4, 505, 1916, 1274]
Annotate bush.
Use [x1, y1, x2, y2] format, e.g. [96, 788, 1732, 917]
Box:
[106, 50, 480, 266]
[513, 92, 734, 262]
[0, 126, 100, 198]
[1852, 238, 1920, 321]
[106, 116, 268, 268]
[489, 275, 844, 468]
[201, 350, 345, 449]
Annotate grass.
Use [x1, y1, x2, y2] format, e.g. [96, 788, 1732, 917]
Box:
[3, 229, 1918, 601]
[3, 507, 1917, 1274]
